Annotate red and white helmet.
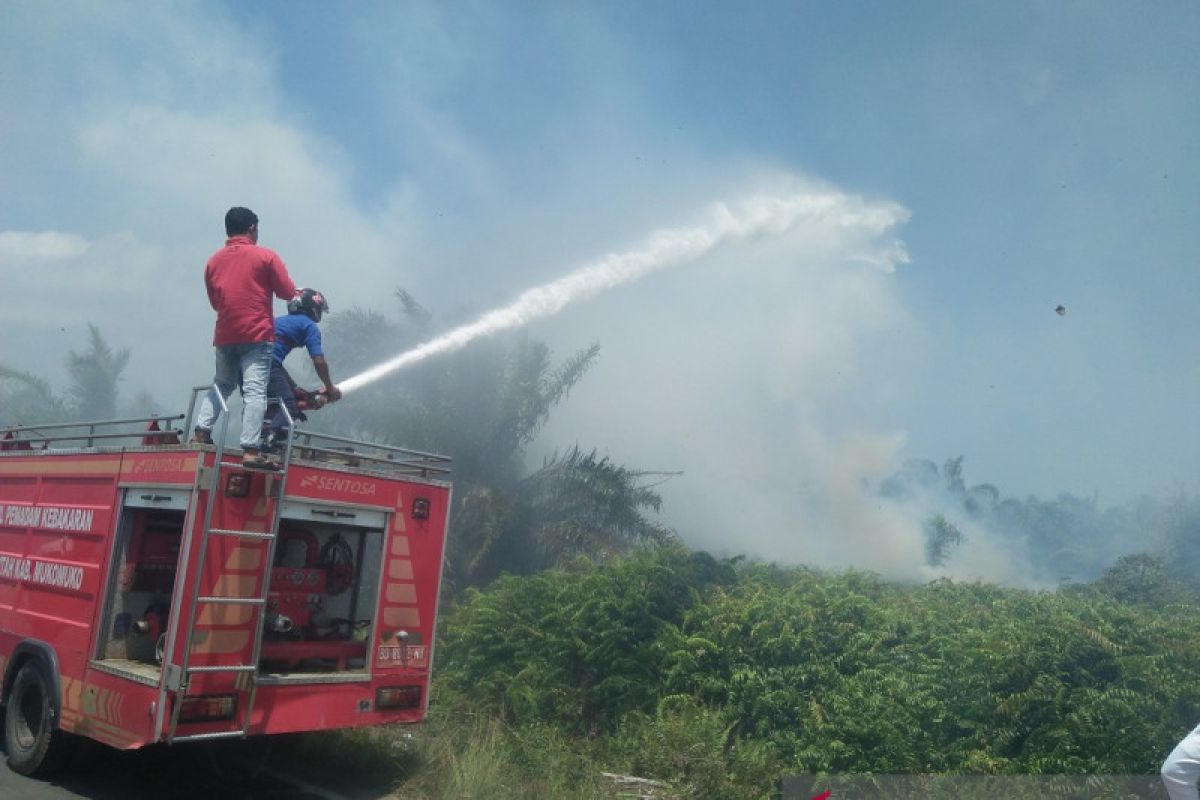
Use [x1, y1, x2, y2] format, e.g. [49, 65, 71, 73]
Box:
[288, 288, 329, 323]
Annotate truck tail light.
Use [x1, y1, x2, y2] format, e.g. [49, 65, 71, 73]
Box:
[412, 497, 431, 519]
[376, 685, 422, 710]
[178, 694, 238, 723]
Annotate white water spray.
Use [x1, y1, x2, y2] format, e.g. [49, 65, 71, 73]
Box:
[339, 190, 891, 395]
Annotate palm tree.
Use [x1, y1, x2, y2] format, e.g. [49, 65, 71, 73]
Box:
[0, 366, 67, 427]
[448, 447, 680, 588]
[317, 291, 674, 590]
[65, 323, 131, 420]
[520, 446, 678, 564]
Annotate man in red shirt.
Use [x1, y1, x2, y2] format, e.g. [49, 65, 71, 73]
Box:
[194, 207, 298, 469]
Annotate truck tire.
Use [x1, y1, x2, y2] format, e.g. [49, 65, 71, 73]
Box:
[4, 661, 70, 776]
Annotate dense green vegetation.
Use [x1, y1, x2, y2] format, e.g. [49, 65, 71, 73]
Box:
[421, 547, 1200, 797]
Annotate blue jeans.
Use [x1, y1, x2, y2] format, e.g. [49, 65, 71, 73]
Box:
[195, 342, 273, 451]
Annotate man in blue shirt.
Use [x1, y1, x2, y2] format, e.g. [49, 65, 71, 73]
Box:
[262, 288, 342, 451]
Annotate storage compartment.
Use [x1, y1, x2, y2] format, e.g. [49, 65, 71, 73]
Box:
[258, 515, 384, 674]
[98, 497, 187, 667]
[95, 492, 387, 678]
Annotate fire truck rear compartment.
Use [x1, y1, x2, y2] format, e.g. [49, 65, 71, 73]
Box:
[97, 497, 386, 680]
[98, 503, 185, 673]
[259, 518, 383, 674]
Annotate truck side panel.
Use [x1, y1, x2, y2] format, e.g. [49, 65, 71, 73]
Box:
[372, 481, 449, 684]
[0, 455, 127, 738]
[59, 669, 157, 749]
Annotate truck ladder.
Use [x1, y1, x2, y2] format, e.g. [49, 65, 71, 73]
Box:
[163, 389, 297, 743]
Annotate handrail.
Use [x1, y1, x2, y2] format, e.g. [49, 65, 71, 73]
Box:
[0, 414, 185, 432]
[1, 414, 185, 448]
[1, 431, 182, 445]
[1, 392, 453, 479]
[291, 428, 451, 464]
[289, 440, 452, 476]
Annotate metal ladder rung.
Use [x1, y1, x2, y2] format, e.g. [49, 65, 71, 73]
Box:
[211, 457, 268, 470]
[209, 528, 275, 540]
[187, 664, 259, 674]
[197, 596, 266, 605]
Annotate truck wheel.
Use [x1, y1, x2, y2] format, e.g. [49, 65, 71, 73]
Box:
[4, 662, 70, 776]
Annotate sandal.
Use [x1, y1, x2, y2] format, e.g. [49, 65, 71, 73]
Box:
[242, 453, 281, 471]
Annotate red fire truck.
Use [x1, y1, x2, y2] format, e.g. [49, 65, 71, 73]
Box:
[0, 393, 451, 776]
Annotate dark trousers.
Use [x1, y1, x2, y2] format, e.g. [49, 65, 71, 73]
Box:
[262, 362, 301, 446]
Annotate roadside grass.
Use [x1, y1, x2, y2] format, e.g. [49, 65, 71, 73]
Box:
[288, 725, 423, 790]
[292, 702, 659, 799]
[385, 706, 615, 800]
[291, 695, 776, 799]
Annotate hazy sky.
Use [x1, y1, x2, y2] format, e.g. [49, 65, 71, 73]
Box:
[2, 1, 1197, 576]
